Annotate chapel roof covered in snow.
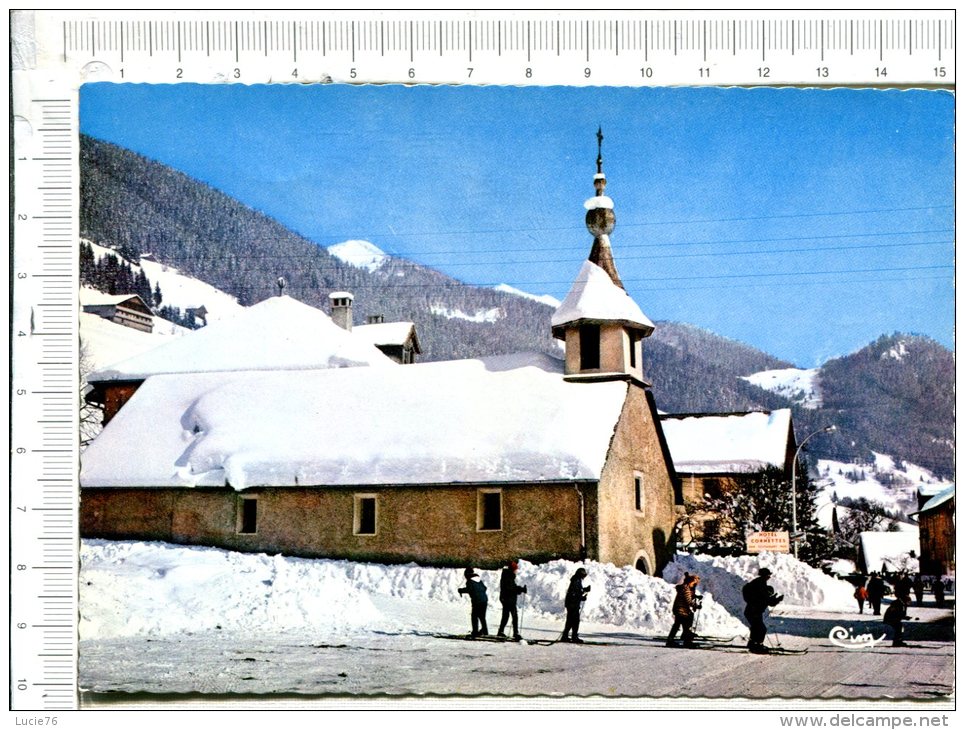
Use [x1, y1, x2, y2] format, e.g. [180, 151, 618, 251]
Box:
[80, 352, 631, 490]
[87, 295, 395, 383]
[658, 409, 794, 475]
[551, 259, 655, 336]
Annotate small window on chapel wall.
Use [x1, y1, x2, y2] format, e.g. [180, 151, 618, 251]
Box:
[579, 324, 601, 370]
[477, 489, 502, 531]
[634, 474, 644, 512]
[354, 494, 378, 536]
[238, 496, 258, 534]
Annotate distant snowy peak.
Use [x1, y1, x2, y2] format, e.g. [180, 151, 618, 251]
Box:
[327, 240, 388, 272]
[742, 367, 821, 409]
[493, 284, 561, 308]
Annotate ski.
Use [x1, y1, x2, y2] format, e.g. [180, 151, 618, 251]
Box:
[429, 632, 528, 644]
[758, 646, 809, 655]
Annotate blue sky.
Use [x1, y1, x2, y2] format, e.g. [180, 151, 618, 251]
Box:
[80, 83, 953, 366]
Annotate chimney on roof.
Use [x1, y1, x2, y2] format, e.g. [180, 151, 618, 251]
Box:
[366, 314, 385, 324]
[329, 291, 354, 331]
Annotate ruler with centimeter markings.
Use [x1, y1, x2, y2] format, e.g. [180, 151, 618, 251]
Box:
[8, 9, 955, 712]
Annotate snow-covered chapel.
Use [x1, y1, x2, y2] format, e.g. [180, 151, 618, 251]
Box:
[79, 135, 681, 574]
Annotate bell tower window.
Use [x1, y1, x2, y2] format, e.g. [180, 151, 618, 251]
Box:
[580, 324, 600, 370]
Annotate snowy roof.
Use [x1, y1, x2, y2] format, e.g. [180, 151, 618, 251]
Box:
[354, 321, 418, 349]
[80, 291, 149, 308]
[859, 530, 920, 574]
[80, 351, 629, 490]
[88, 296, 395, 383]
[551, 260, 654, 333]
[659, 409, 794, 474]
[916, 485, 954, 515]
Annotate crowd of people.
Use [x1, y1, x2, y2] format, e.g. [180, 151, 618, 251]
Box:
[458, 560, 951, 651]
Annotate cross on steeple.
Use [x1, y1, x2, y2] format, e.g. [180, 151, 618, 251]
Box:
[596, 126, 604, 174]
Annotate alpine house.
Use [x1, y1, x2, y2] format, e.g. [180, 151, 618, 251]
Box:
[79, 132, 681, 574]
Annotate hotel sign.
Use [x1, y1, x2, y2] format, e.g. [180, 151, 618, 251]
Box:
[747, 531, 790, 554]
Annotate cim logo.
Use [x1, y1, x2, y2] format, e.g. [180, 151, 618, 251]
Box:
[828, 625, 887, 650]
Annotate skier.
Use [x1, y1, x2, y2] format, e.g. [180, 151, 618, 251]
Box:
[457, 567, 489, 638]
[882, 594, 909, 647]
[496, 560, 527, 641]
[867, 572, 886, 615]
[912, 573, 925, 607]
[666, 572, 701, 648]
[561, 567, 590, 644]
[853, 579, 869, 614]
[742, 567, 783, 653]
[894, 572, 913, 603]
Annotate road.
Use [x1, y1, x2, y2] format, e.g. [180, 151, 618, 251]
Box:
[79, 601, 954, 705]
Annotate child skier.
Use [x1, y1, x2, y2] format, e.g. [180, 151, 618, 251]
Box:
[458, 567, 489, 638]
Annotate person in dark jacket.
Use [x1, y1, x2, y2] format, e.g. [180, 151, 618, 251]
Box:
[894, 572, 913, 603]
[561, 567, 590, 643]
[666, 572, 701, 648]
[883, 595, 909, 647]
[497, 560, 527, 641]
[457, 567, 489, 638]
[912, 573, 925, 607]
[867, 572, 887, 615]
[742, 567, 783, 653]
[933, 576, 946, 607]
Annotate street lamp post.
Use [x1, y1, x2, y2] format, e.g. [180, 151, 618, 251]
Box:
[791, 425, 836, 559]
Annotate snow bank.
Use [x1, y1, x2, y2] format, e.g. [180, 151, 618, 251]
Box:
[80, 540, 381, 639]
[514, 559, 744, 636]
[80, 541, 746, 641]
[663, 552, 857, 616]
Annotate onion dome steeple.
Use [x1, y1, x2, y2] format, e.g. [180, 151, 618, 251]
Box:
[584, 126, 623, 289]
[551, 129, 655, 383]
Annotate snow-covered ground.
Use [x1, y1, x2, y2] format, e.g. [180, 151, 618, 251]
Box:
[76, 539, 947, 702]
[87, 240, 244, 323]
[429, 303, 504, 323]
[742, 367, 821, 409]
[80, 540, 749, 642]
[663, 552, 857, 615]
[327, 239, 388, 272]
[814, 453, 952, 521]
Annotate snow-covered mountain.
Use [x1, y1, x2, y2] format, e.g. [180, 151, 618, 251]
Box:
[742, 367, 821, 409]
[327, 239, 389, 272]
[493, 284, 561, 308]
[86, 239, 244, 323]
[429, 303, 504, 323]
[813, 452, 952, 523]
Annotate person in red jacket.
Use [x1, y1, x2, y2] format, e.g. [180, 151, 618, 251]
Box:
[854, 579, 869, 614]
[666, 573, 701, 648]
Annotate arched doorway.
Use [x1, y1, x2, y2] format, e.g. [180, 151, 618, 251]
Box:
[634, 554, 651, 575]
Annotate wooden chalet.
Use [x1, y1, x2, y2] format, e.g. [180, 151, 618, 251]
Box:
[912, 485, 955, 576]
[82, 292, 154, 333]
[659, 409, 797, 544]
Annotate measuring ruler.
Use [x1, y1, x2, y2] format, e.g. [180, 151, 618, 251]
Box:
[8, 8, 955, 712]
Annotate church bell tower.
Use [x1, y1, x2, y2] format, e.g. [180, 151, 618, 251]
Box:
[551, 128, 655, 383]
